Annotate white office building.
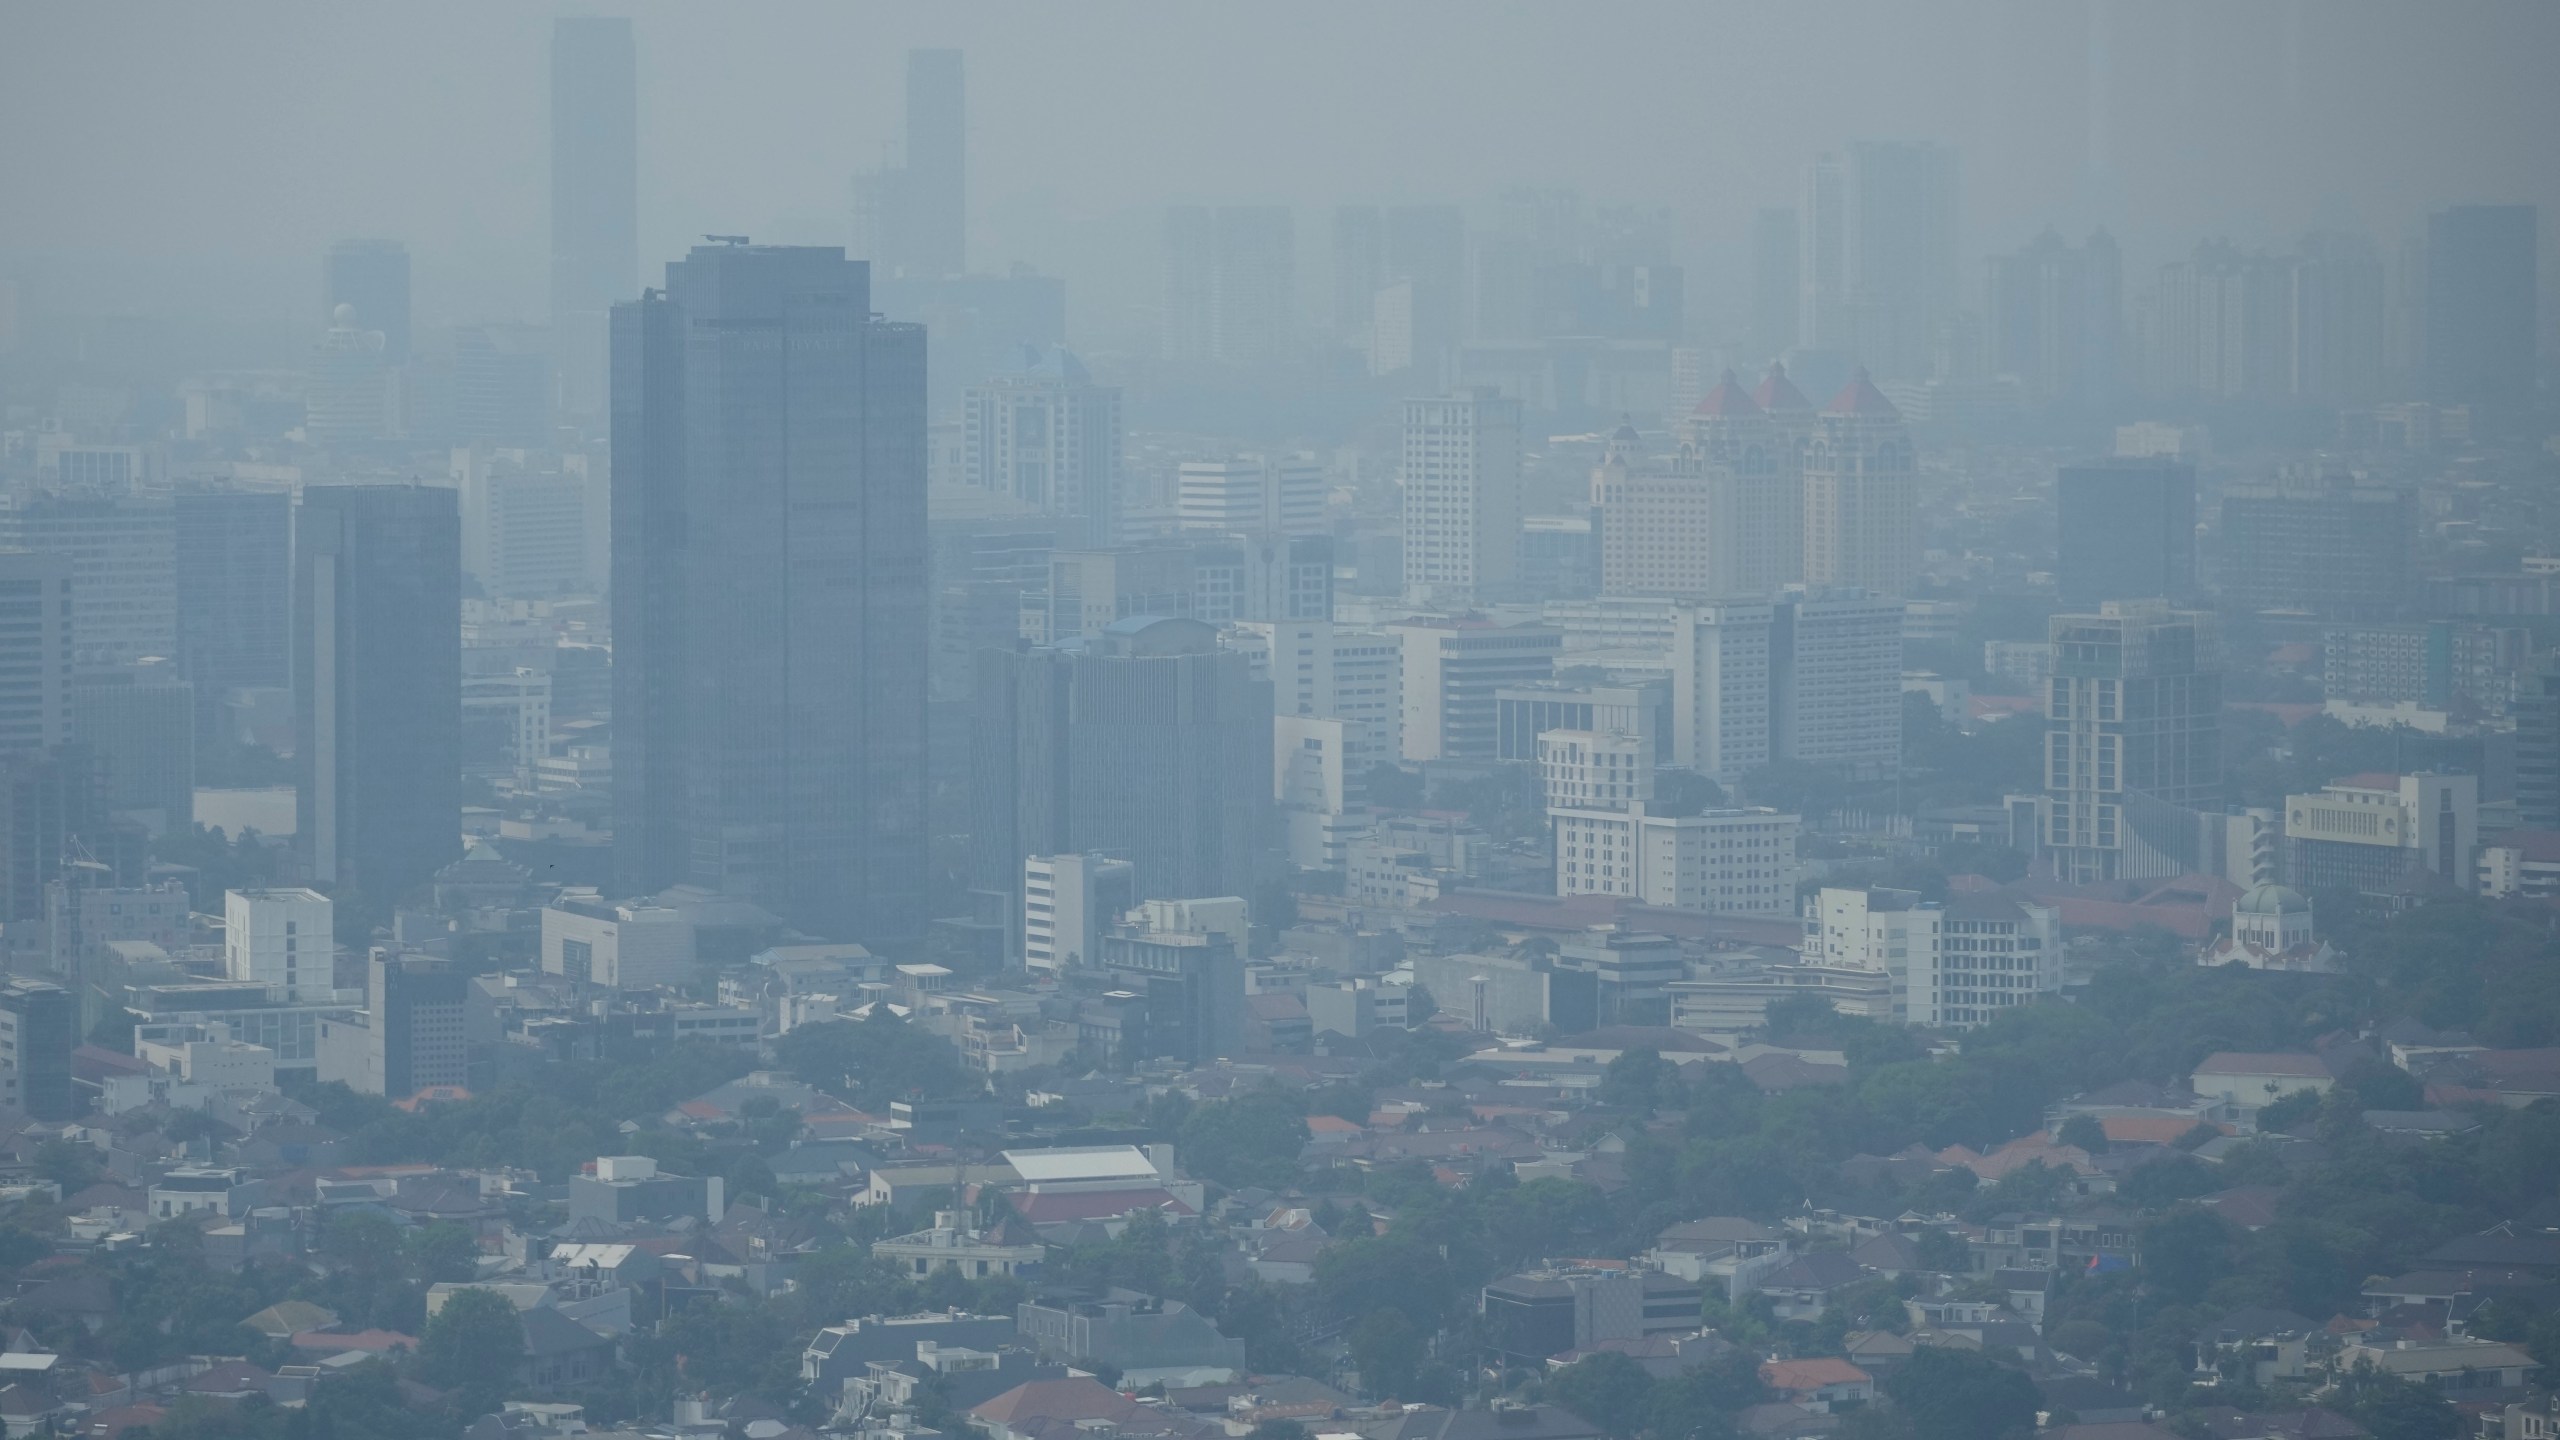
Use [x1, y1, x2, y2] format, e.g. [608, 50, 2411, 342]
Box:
[1552, 804, 1801, 915]
[1400, 388, 1521, 607]
[224, 888, 333, 1002]
[964, 348, 1123, 548]
[457, 449, 592, 598]
[1805, 886, 2060, 1028]
[1393, 618, 1560, 762]
[1670, 589, 1902, 785]
[1023, 853, 1136, 973]
[540, 895, 696, 988]
[1226, 620, 1402, 777]
[1178, 453, 1326, 537]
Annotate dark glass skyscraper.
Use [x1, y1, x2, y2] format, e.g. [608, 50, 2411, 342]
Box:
[551, 17, 639, 418]
[174, 486, 292, 740]
[2056, 457, 2195, 609]
[611, 244, 928, 945]
[294, 485, 462, 908]
[2423, 204, 2537, 410]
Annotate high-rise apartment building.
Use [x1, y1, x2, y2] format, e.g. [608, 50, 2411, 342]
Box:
[1985, 229, 2122, 405]
[0, 495, 176, 675]
[1802, 142, 1961, 380]
[2217, 470, 2414, 621]
[225, 887, 333, 1002]
[294, 485, 462, 905]
[970, 616, 1272, 910]
[962, 346, 1122, 548]
[174, 488, 291, 737]
[1400, 387, 1522, 607]
[2422, 204, 2538, 410]
[550, 17, 638, 418]
[323, 239, 412, 364]
[853, 50, 968, 280]
[2135, 241, 2295, 401]
[610, 245, 928, 945]
[1163, 206, 1296, 367]
[1669, 590, 1903, 785]
[1176, 454, 1325, 537]
[2056, 457, 2196, 609]
[2042, 602, 2222, 884]
[1595, 373, 1804, 601]
[2290, 231, 2387, 404]
[1799, 371, 1916, 597]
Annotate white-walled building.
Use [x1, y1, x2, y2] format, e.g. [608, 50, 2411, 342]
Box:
[1401, 388, 1521, 607]
[1805, 886, 2061, 1028]
[1178, 453, 1326, 537]
[1226, 620, 1401, 777]
[1393, 618, 1560, 762]
[1552, 804, 1801, 915]
[540, 895, 696, 989]
[1670, 590, 1901, 785]
[224, 888, 332, 1002]
[1023, 853, 1135, 973]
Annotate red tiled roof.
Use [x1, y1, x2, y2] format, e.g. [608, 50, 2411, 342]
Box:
[291, 1329, 416, 1353]
[1692, 369, 1761, 417]
[1760, 1357, 1871, 1392]
[1824, 367, 1901, 418]
[2327, 772, 2403, 792]
[1007, 1188, 1196, 1224]
[2194, 1052, 2332, 1079]
[1752, 361, 1813, 412]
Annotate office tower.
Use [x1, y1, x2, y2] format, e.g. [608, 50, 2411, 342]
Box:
[853, 50, 968, 280]
[2135, 241, 2295, 401]
[0, 554, 70, 756]
[174, 488, 290, 741]
[1094, 922, 1246, 1062]
[1188, 534, 1333, 624]
[2056, 457, 2196, 609]
[1798, 154, 1848, 351]
[0, 747, 111, 946]
[1176, 454, 1325, 537]
[2281, 772, 2476, 898]
[970, 616, 1272, 909]
[1390, 619, 1560, 762]
[450, 326, 555, 446]
[1162, 206, 1295, 367]
[1669, 590, 1902, 785]
[1400, 387, 1522, 607]
[1331, 207, 1386, 336]
[456, 451, 590, 598]
[0, 977, 75, 1121]
[610, 245, 927, 944]
[2290, 231, 2386, 403]
[1751, 207, 1800, 360]
[1815, 888, 2063, 1031]
[295, 485, 462, 906]
[2514, 656, 2560, 830]
[1985, 229, 2123, 405]
[308, 303, 392, 446]
[2423, 204, 2538, 409]
[1034, 547, 1194, 643]
[0, 495, 176, 676]
[1799, 371, 1916, 597]
[2217, 469, 2415, 620]
[962, 346, 1122, 548]
[225, 887, 333, 1002]
[879, 272, 1069, 416]
[550, 16, 639, 419]
[69, 662, 193, 829]
[1841, 141, 1963, 380]
[1338, 204, 1466, 377]
[324, 239, 411, 364]
[318, 952, 466, 1099]
[1022, 852, 1136, 972]
[1226, 620, 1400, 775]
[2042, 602, 2222, 884]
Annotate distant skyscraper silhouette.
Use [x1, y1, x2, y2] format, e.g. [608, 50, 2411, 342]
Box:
[853, 49, 967, 280]
[610, 245, 928, 945]
[550, 17, 638, 419]
[295, 485, 462, 906]
[324, 239, 411, 363]
[2056, 457, 2195, 609]
[2424, 204, 2537, 410]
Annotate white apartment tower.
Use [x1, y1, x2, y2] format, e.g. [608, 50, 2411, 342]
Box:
[1400, 388, 1521, 607]
[1671, 590, 1902, 786]
[225, 888, 333, 1003]
[964, 347, 1124, 549]
[1800, 371, 1917, 597]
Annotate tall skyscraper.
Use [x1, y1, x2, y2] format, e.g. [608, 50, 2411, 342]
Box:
[69, 661, 194, 830]
[970, 616, 1271, 911]
[1331, 206, 1386, 336]
[0, 553, 70, 757]
[1799, 370, 1916, 597]
[2423, 204, 2538, 410]
[1985, 229, 2123, 405]
[853, 49, 969, 280]
[2135, 241, 2295, 401]
[1798, 154, 1848, 352]
[1163, 206, 1296, 367]
[962, 345, 1122, 548]
[295, 485, 462, 907]
[0, 495, 177, 676]
[1400, 387, 1522, 608]
[610, 245, 927, 945]
[2290, 231, 2386, 403]
[550, 17, 639, 419]
[2042, 602, 2222, 884]
[1751, 207, 1800, 360]
[2056, 457, 2196, 610]
[174, 487, 292, 741]
[324, 239, 412, 364]
[1837, 141, 1964, 380]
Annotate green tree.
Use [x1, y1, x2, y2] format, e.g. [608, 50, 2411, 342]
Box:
[1179, 1091, 1309, 1190]
[1599, 1048, 1675, 1114]
[1547, 1351, 1656, 1438]
[1879, 1347, 2039, 1440]
[1346, 1308, 1424, 1399]
[2335, 1361, 2461, 1440]
[2138, 1208, 2230, 1305]
[418, 1286, 525, 1391]
[2057, 1114, 2109, 1154]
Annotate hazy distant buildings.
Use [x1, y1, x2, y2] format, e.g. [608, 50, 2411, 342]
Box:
[1799, 370, 1916, 598]
[2056, 457, 2196, 609]
[2289, 231, 2387, 404]
[853, 49, 968, 280]
[970, 616, 1272, 909]
[1751, 208, 1800, 360]
[307, 305, 394, 446]
[611, 245, 928, 945]
[456, 450, 592, 599]
[69, 663, 193, 831]
[1400, 387, 1522, 608]
[2041, 602, 2222, 884]
[1392, 618, 1560, 763]
[1164, 206, 1296, 368]
[174, 488, 291, 742]
[0, 554, 71, 757]
[1984, 229, 2121, 405]
[1801, 143, 1961, 379]
[550, 16, 639, 418]
[323, 239, 411, 364]
[294, 485, 462, 906]
[1333, 204, 1465, 378]
[2217, 470, 2414, 620]
[1176, 454, 1324, 537]
[2422, 204, 2538, 410]
[0, 495, 176, 675]
[963, 347, 1121, 547]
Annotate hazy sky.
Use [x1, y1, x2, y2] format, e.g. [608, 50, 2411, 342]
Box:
[5, 1, 2556, 341]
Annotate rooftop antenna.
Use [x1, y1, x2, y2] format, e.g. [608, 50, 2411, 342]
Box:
[704, 234, 751, 246]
